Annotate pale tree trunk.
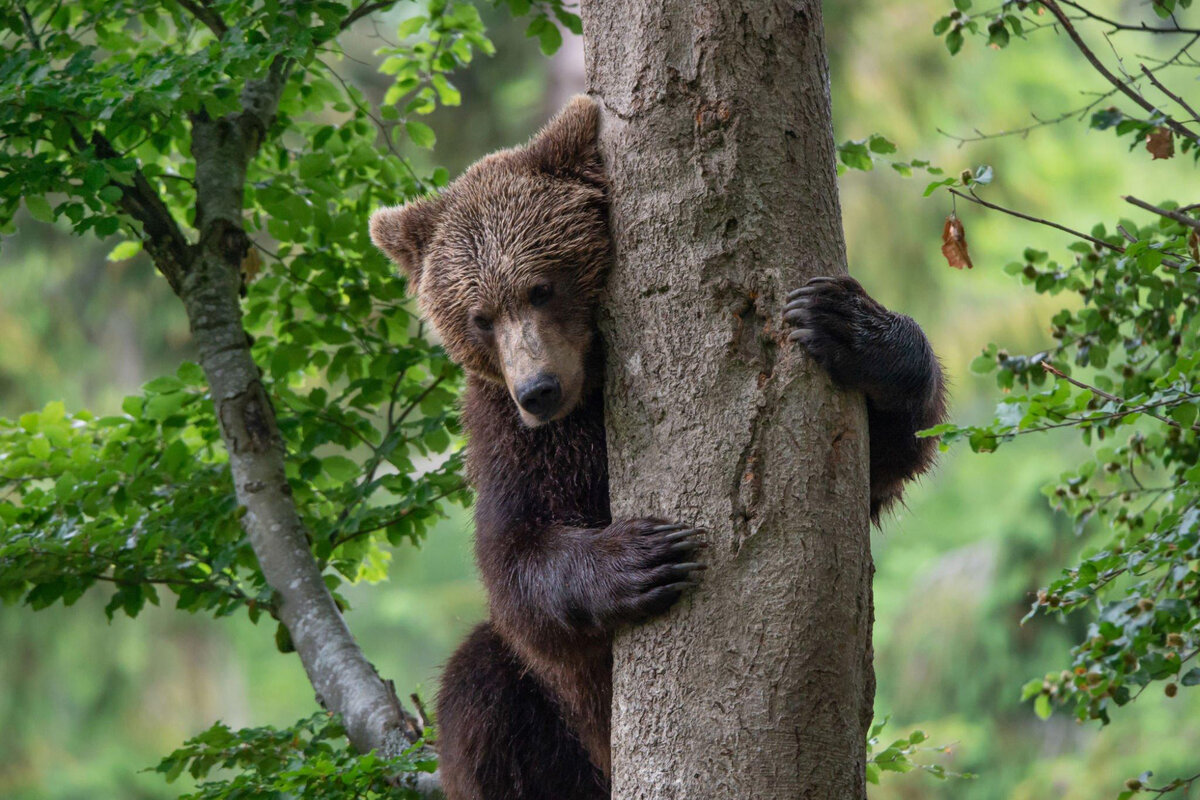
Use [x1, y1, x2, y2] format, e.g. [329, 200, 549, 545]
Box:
[582, 3, 875, 798]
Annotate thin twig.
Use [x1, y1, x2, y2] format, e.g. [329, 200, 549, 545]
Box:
[938, 32, 1196, 145]
[1057, 0, 1200, 35]
[1123, 195, 1200, 231]
[341, 1, 397, 31]
[1140, 63, 1200, 122]
[1040, 1, 1199, 143]
[948, 188, 1121, 252]
[1041, 363, 1200, 433]
[950, 188, 1196, 271]
[328, 481, 466, 549]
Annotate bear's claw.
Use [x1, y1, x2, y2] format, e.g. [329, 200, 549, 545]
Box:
[782, 274, 891, 390]
[600, 518, 707, 624]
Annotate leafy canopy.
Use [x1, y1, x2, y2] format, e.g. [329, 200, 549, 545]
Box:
[0, 0, 578, 791]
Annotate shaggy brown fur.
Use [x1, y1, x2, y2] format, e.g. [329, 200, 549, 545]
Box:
[370, 96, 946, 800]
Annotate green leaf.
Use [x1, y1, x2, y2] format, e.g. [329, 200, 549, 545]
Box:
[25, 195, 54, 223]
[839, 141, 873, 171]
[535, 18, 563, 55]
[945, 28, 964, 55]
[1034, 692, 1052, 720]
[106, 240, 143, 261]
[868, 134, 897, 154]
[405, 120, 436, 149]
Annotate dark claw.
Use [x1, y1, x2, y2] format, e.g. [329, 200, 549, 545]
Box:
[788, 328, 815, 343]
[650, 523, 687, 533]
[783, 308, 810, 325]
[663, 528, 703, 542]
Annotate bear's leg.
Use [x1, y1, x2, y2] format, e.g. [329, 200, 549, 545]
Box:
[781, 275, 947, 519]
[437, 622, 608, 800]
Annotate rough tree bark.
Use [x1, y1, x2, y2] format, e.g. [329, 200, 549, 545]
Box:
[583, 2, 875, 798]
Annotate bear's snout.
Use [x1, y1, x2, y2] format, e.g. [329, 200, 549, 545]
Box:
[516, 374, 563, 421]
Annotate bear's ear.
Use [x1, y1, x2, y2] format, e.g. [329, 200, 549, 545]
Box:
[522, 95, 605, 188]
[369, 197, 444, 291]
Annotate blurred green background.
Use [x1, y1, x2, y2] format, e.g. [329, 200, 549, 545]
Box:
[2, 1, 1196, 798]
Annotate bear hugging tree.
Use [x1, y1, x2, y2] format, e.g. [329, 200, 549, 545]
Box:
[370, 96, 946, 800]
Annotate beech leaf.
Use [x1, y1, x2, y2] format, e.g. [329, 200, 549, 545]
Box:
[941, 212, 974, 270]
[1146, 127, 1174, 160]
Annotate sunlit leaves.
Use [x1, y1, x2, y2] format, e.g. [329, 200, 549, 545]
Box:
[866, 717, 976, 786]
[154, 713, 437, 799]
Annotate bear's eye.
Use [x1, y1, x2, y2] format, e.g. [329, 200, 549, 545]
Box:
[472, 314, 493, 332]
[528, 283, 554, 307]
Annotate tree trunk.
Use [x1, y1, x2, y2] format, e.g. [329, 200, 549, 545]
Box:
[582, 3, 875, 798]
[174, 67, 428, 775]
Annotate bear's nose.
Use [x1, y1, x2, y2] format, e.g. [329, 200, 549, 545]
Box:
[516, 374, 563, 420]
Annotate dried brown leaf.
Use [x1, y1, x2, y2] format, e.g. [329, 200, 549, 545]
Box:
[941, 213, 974, 270]
[1189, 229, 1199, 263]
[241, 247, 263, 283]
[1146, 127, 1175, 160]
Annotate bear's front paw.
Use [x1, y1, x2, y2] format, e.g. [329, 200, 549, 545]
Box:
[783, 275, 889, 390]
[599, 519, 706, 625]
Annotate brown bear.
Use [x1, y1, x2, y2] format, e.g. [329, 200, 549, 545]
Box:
[369, 96, 945, 800]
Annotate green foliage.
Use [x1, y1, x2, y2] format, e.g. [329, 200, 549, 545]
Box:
[837, 135, 951, 179]
[937, 207, 1200, 728]
[866, 717, 976, 785]
[922, 8, 1200, 790]
[498, 0, 581, 55]
[153, 712, 436, 799]
[0, 0, 481, 624]
[0, 0, 558, 792]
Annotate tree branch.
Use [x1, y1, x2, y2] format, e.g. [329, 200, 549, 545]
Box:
[948, 188, 1121, 252]
[1123, 195, 1200, 231]
[1139, 62, 1200, 124]
[17, 1, 192, 290]
[182, 56, 434, 770]
[341, 1, 397, 31]
[1056, 0, 1200, 35]
[949, 188, 1196, 272]
[175, 0, 228, 38]
[65, 126, 193, 292]
[1040, 1, 1199, 143]
[1041, 363, 1200, 433]
[18, 4, 42, 50]
[940, 34, 1199, 145]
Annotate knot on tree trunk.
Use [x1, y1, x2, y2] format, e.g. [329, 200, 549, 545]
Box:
[217, 379, 280, 456]
[201, 216, 252, 266]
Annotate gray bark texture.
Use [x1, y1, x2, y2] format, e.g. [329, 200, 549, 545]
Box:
[119, 61, 434, 789]
[582, 2, 875, 798]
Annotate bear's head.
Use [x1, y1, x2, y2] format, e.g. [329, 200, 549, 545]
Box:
[370, 95, 609, 427]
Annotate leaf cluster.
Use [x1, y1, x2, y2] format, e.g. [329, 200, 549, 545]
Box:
[154, 712, 436, 799]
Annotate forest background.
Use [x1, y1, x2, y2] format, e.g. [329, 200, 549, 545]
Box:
[0, 1, 1195, 798]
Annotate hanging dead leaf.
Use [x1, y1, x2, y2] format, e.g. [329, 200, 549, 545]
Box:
[1189, 229, 1199, 263]
[241, 246, 263, 284]
[1146, 127, 1174, 160]
[941, 212, 974, 269]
